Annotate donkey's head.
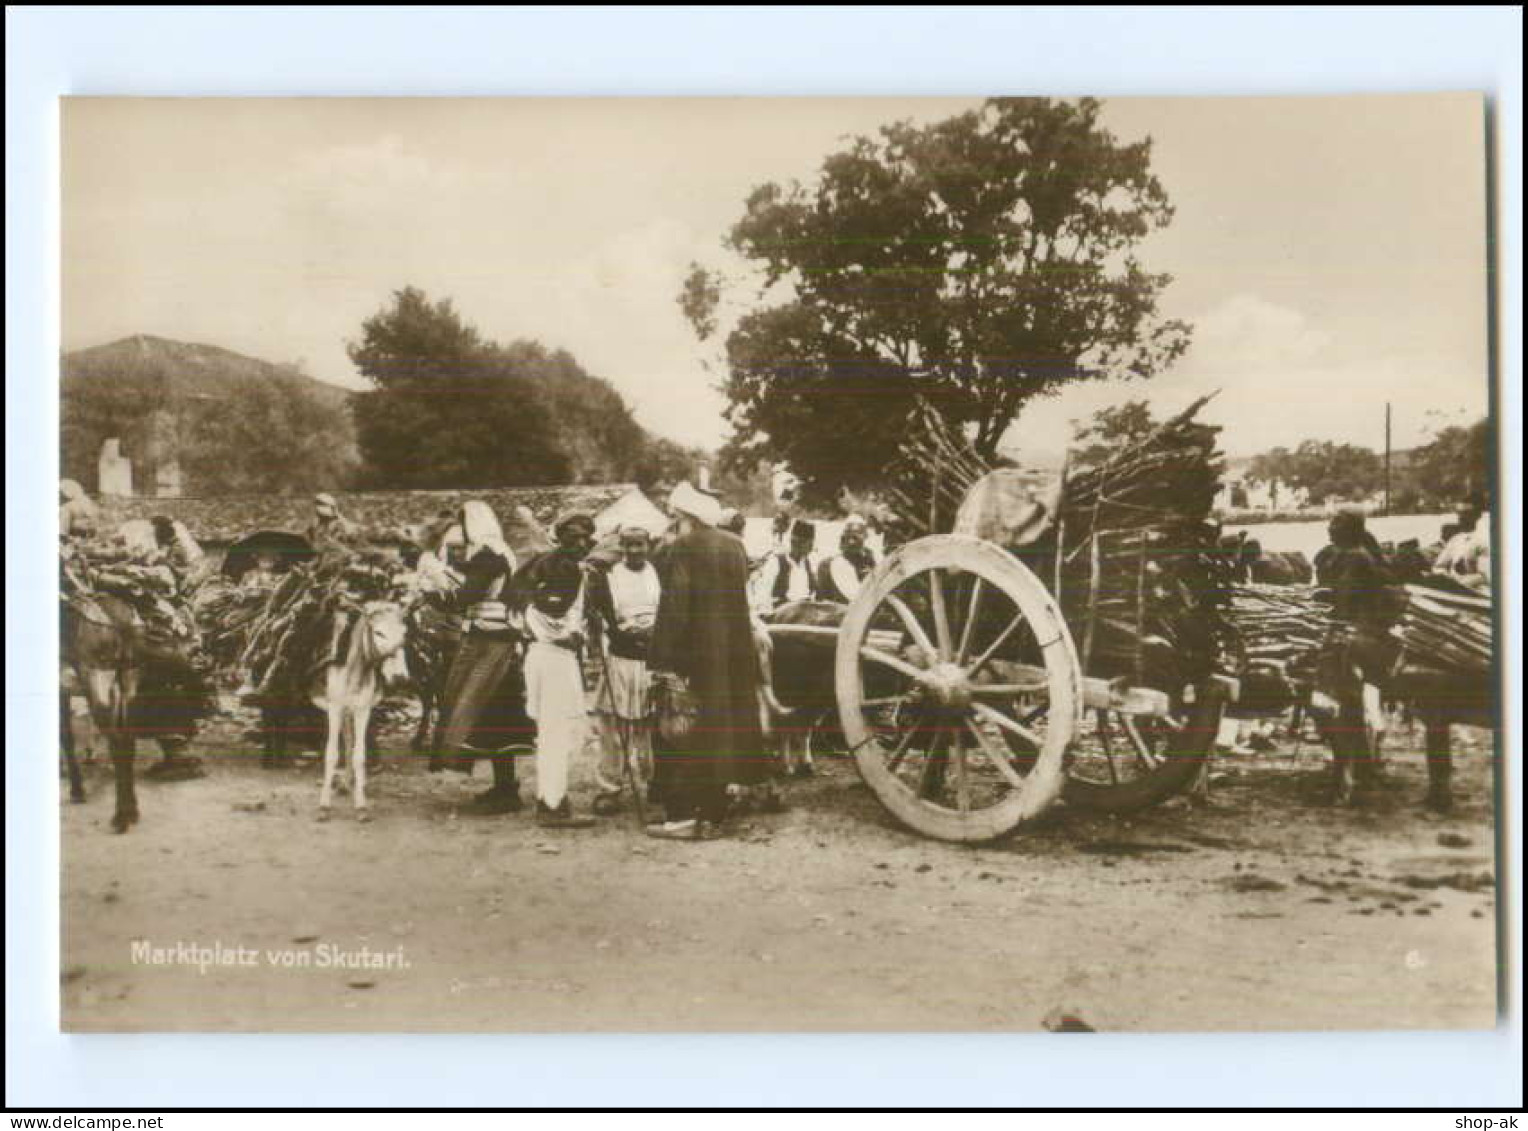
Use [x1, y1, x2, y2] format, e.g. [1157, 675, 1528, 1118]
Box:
[358, 601, 410, 686]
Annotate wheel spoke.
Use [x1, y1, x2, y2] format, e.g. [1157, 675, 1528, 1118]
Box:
[970, 681, 1048, 698]
[884, 719, 920, 772]
[971, 701, 1043, 749]
[965, 613, 1026, 680]
[1123, 714, 1165, 769]
[964, 718, 1027, 790]
[916, 726, 947, 800]
[928, 568, 954, 661]
[860, 645, 929, 684]
[884, 595, 937, 664]
[1096, 709, 1120, 785]
[951, 725, 971, 813]
[861, 694, 914, 708]
[955, 576, 984, 666]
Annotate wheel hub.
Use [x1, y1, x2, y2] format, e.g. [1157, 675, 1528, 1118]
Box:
[921, 662, 972, 711]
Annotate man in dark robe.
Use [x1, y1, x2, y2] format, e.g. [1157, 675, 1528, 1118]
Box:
[1311, 508, 1400, 804]
[646, 481, 768, 839]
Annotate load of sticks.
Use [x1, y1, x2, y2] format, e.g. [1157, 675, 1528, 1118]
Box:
[883, 395, 1232, 691]
[193, 581, 273, 671]
[882, 399, 995, 541]
[1389, 581, 1492, 679]
[237, 550, 402, 693]
[1224, 583, 1330, 680]
[62, 541, 200, 645]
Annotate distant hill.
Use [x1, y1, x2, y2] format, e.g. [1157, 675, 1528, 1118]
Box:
[61, 335, 360, 496]
[64, 334, 353, 412]
[61, 334, 708, 499]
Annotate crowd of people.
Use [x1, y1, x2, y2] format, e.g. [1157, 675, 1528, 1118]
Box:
[410, 480, 886, 839]
[59, 473, 1495, 832]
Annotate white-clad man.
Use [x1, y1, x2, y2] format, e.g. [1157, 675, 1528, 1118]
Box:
[589, 525, 663, 814]
[1433, 499, 1491, 592]
[815, 515, 879, 603]
[512, 512, 599, 828]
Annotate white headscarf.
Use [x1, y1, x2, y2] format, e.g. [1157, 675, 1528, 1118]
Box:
[460, 500, 515, 567]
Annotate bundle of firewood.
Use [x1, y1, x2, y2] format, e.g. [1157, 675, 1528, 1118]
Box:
[1389, 581, 1492, 679]
[882, 399, 995, 540]
[62, 541, 199, 645]
[882, 395, 1232, 691]
[193, 580, 274, 671]
[1224, 583, 1330, 678]
[1052, 397, 1229, 688]
[239, 551, 402, 692]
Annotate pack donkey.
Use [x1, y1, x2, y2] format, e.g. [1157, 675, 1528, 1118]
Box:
[314, 602, 410, 821]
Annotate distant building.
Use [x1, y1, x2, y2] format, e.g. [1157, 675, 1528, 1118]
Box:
[98, 438, 133, 498]
[154, 458, 183, 498]
[1215, 475, 1309, 515]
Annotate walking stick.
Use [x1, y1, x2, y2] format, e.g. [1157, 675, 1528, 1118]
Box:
[595, 631, 648, 827]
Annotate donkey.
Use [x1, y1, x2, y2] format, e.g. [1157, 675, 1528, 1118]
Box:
[61, 595, 146, 833]
[315, 601, 410, 822]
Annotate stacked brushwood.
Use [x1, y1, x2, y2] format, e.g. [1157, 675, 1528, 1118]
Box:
[62, 540, 200, 647]
[1052, 396, 1230, 690]
[883, 399, 996, 541]
[193, 580, 274, 673]
[238, 550, 402, 694]
[61, 539, 217, 731]
[882, 395, 1232, 692]
[1389, 580, 1492, 680]
[1224, 583, 1330, 684]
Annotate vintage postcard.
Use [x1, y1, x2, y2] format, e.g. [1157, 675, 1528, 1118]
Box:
[58, 94, 1499, 1033]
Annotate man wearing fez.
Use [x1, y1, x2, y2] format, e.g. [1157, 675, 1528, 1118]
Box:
[751, 518, 819, 615]
[588, 525, 663, 815]
[646, 482, 768, 840]
[307, 492, 362, 551]
[512, 512, 599, 828]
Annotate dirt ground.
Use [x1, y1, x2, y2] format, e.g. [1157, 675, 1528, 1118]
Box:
[60, 705, 1502, 1033]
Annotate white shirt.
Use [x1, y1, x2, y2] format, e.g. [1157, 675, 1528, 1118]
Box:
[825, 554, 870, 602]
[751, 553, 815, 613]
[607, 561, 661, 631]
[1435, 525, 1491, 589]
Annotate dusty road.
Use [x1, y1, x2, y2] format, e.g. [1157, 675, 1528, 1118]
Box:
[61, 711, 1501, 1032]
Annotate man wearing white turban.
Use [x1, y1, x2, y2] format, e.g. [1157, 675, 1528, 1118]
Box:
[646, 482, 769, 839]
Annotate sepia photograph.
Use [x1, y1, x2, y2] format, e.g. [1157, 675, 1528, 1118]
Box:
[51, 90, 1503, 1038]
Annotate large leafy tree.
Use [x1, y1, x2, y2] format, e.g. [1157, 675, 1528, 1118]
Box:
[683, 97, 1190, 505]
[349, 286, 685, 491]
[349, 288, 570, 489]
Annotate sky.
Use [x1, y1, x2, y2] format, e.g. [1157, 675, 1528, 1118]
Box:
[61, 94, 1490, 459]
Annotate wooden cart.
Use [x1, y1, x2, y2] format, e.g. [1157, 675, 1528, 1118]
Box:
[769, 532, 1233, 843]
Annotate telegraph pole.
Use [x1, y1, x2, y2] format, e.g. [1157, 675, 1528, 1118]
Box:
[1383, 402, 1392, 516]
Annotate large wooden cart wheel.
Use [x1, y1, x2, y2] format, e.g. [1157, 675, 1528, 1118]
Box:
[1060, 684, 1228, 813]
[835, 535, 1082, 842]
